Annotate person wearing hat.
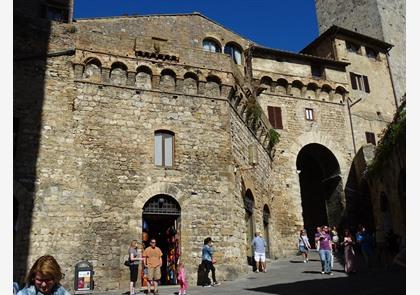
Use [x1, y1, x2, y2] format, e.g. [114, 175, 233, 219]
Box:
[201, 237, 221, 287]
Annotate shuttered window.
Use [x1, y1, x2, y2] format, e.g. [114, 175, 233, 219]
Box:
[365, 132, 376, 145]
[155, 130, 174, 167]
[267, 106, 283, 129]
[350, 72, 370, 93]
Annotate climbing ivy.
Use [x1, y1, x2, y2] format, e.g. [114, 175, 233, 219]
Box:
[367, 100, 406, 175]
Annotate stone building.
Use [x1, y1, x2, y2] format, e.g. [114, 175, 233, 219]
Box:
[14, 4, 402, 292]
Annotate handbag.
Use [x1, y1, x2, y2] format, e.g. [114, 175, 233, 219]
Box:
[124, 260, 131, 267]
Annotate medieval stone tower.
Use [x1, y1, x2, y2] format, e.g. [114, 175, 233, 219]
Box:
[315, 0, 406, 102]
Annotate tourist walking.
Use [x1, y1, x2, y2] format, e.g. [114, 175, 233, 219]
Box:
[144, 238, 163, 294]
[17, 255, 70, 295]
[298, 229, 311, 263]
[331, 226, 339, 254]
[201, 237, 221, 287]
[252, 232, 267, 272]
[128, 240, 142, 295]
[177, 261, 189, 295]
[314, 226, 322, 251]
[356, 225, 373, 269]
[341, 229, 356, 273]
[318, 225, 333, 275]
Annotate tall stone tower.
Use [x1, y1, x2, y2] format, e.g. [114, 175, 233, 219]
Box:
[315, 0, 405, 102]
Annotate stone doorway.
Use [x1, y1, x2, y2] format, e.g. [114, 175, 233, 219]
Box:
[142, 195, 181, 286]
[244, 189, 255, 267]
[296, 143, 344, 245]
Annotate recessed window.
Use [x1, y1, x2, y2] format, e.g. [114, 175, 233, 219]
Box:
[350, 72, 370, 93]
[224, 43, 242, 65]
[311, 65, 324, 78]
[365, 132, 376, 145]
[365, 47, 379, 60]
[203, 38, 221, 53]
[43, 1, 69, 22]
[305, 108, 314, 121]
[346, 41, 361, 54]
[155, 131, 174, 167]
[267, 106, 283, 129]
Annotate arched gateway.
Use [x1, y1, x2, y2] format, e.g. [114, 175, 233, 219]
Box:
[296, 143, 344, 245]
[142, 195, 181, 285]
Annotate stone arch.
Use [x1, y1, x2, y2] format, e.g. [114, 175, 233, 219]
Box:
[290, 80, 303, 97]
[160, 68, 177, 91]
[134, 182, 185, 211]
[305, 82, 318, 99]
[183, 72, 199, 95]
[320, 84, 332, 101]
[276, 78, 288, 94]
[82, 57, 102, 82]
[202, 37, 222, 53]
[263, 204, 271, 257]
[296, 143, 344, 244]
[334, 86, 346, 102]
[135, 65, 152, 89]
[110, 62, 128, 86]
[205, 75, 221, 97]
[260, 76, 273, 93]
[224, 41, 243, 65]
[243, 189, 255, 264]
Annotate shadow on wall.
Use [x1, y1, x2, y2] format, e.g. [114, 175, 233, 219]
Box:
[13, 10, 51, 284]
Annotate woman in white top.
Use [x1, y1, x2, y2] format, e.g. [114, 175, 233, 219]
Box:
[298, 229, 312, 263]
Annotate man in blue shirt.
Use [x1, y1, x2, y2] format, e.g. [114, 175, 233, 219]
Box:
[252, 232, 267, 273]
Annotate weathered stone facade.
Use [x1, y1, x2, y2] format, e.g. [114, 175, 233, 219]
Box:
[315, 0, 406, 103]
[14, 9, 401, 292]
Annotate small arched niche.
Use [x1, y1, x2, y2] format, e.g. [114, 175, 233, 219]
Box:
[206, 75, 221, 97]
[110, 62, 128, 86]
[276, 78, 288, 95]
[160, 69, 176, 91]
[82, 57, 102, 82]
[306, 82, 318, 99]
[260, 76, 273, 93]
[334, 86, 346, 103]
[290, 80, 303, 97]
[135, 65, 152, 89]
[183, 72, 199, 95]
[320, 84, 332, 101]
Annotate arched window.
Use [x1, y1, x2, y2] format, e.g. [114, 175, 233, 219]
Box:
[82, 57, 102, 82]
[224, 42, 242, 65]
[155, 130, 174, 167]
[110, 62, 128, 85]
[160, 69, 176, 91]
[203, 38, 221, 53]
[183, 72, 199, 95]
[135, 65, 152, 89]
[206, 75, 221, 97]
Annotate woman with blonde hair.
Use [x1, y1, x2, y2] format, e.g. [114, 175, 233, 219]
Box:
[128, 240, 143, 295]
[17, 255, 70, 295]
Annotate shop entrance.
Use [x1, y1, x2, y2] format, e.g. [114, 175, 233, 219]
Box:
[142, 195, 181, 286]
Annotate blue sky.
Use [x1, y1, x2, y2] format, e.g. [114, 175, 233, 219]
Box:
[74, 0, 319, 52]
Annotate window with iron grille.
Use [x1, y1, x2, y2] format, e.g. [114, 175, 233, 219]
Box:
[350, 72, 370, 93]
[155, 130, 174, 167]
[305, 108, 314, 121]
[267, 106, 283, 129]
[365, 132, 376, 145]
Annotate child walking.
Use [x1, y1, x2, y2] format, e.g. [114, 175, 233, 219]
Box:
[177, 262, 189, 295]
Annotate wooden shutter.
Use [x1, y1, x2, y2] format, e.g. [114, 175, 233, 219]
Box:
[363, 75, 370, 93]
[350, 72, 357, 90]
[267, 106, 283, 129]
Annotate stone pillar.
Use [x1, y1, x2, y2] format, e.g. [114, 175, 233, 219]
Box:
[315, 88, 321, 100]
[127, 71, 136, 87]
[198, 81, 206, 95]
[175, 78, 184, 93]
[301, 85, 307, 98]
[102, 68, 110, 84]
[151, 75, 160, 89]
[74, 64, 84, 80]
[221, 85, 232, 99]
[286, 84, 292, 95]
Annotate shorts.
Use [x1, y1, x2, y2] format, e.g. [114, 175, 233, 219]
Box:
[145, 266, 161, 281]
[299, 245, 308, 254]
[254, 252, 266, 262]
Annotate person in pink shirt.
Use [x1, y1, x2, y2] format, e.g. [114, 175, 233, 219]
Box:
[177, 261, 188, 295]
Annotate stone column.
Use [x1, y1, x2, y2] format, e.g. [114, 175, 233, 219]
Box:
[175, 78, 184, 93]
[102, 68, 110, 84]
[151, 75, 160, 89]
[74, 64, 84, 80]
[198, 81, 206, 95]
[221, 85, 232, 99]
[127, 71, 136, 87]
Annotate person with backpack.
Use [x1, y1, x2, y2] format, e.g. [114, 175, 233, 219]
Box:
[128, 240, 143, 295]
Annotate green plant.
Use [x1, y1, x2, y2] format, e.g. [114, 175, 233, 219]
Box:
[367, 101, 406, 175]
[245, 99, 262, 132]
[267, 128, 280, 150]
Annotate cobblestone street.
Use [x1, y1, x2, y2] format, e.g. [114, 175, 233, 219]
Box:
[92, 251, 405, 295]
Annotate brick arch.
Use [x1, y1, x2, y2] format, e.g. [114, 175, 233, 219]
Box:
[276, 78, 288, 94]
[135, 65, 152, 89]
[82, 57, 102, 82]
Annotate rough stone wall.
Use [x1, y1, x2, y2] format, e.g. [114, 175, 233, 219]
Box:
[332, 37, 397, 152]
[315, 0, 405, 101]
